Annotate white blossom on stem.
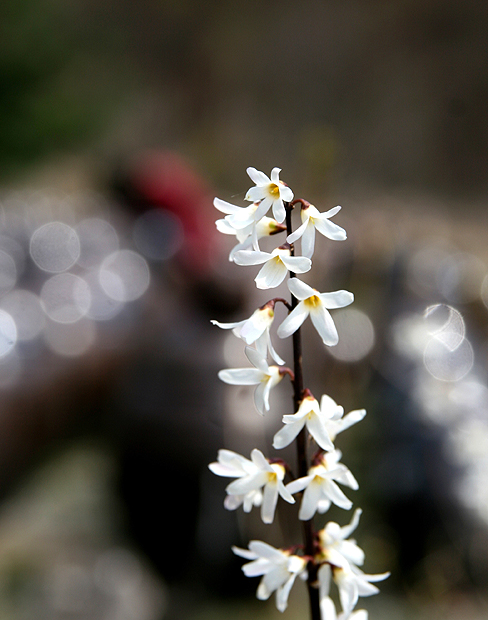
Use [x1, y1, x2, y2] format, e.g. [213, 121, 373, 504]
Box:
[211, 301, 285, 365]
[273, 391, 339, 451]
[217, 216, 286, 260]
[277, 278, 354, 346]
[321, 397, 367, 443]
[285, 450, 358, 520]
[208, 449, 263, 512]
[214, 197, 261, 229]
[233, 246, 311, 290]
[320, 594, 368, 620]
[214, 448, 295, 524]
[287, 203, 346, 259]
[245, 167, 294, 224]
[233, 540, 307, 611]
[218, 347, 289, 415]
[317, 511, 390, 615]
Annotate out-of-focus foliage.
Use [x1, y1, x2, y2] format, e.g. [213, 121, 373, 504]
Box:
[0, 0, 113, 175]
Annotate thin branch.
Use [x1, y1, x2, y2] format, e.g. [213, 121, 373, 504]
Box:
[285, 201, 321, 620]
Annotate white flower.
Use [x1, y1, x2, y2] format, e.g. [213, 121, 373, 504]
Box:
[220, 448, 295, 524]
[287, 204, 346, 259]
[320, 593, 368, 620]
[233, 540, 307, 611]
[317, 511, 390, 615]
[218, 347, 286, 414]
[245, 167, 294, 223]
[214, 197, 262, 229]
[217, 216, 286, 260]
[211, 302, 284, 365]
[277, 278, 354, 346]
[233, 247, 311, 290]
[321, 398, 366, 443]
[273, 392, 341, 451]
[208, 449, 263, 512]
[318, 509, 365, 568]
[285, 450, 358, 520]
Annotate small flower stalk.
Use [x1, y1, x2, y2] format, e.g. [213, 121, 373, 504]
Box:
[209, 168, 389, 619]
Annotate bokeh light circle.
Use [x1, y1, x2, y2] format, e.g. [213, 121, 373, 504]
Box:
[423, 337, 473, 382]
[423, 304, 472, 381]
[84, 270, 123, 321]
[75, 218, 120, 269]
[424, 304, 465, 351]
[99, 250, 150, 302]
[0, 309, 17, 357]
[30, 222, 80, 273]
[40, 274, 91, 324]
[328, 308, 375, 362]
[0, 290, 44, 341]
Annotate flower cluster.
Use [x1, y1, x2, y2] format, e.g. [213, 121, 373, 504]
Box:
[209, 168, 388, 619]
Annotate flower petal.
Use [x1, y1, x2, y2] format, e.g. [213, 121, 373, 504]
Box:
[255, 258, 288, 289]
[227, 471, 268, 495]
[319, 290, 354, 309]
[270, 167, 282, 184]
[320, 596, 338, 620]
[318, 564, 332, 600]
[279, 184, 294, 202]
[277, 480, 295, 504]
[240, 312, 272, 344]
[300, 221, 316, 259]
[253, 382, 267, 415]
[265, 331, 285, 365]
[211, 319, 244, 330]
[309, 306, 339, 346]
[218, 368, 263, 385]
[299, 479, 323, 520]
[245, 186, 266, 202]
[272, 198, 286, 224]
[320, 394, 343, 416]
[247, 167, 271, 185]
[277, 302, 309, 339]
[323, 479, 353, 510]
[216, 218, 237, 234]
[280, 254, 312, 274]
[276, 574, 297, 612]
[214, 197, 242, 214]
[273, 419, 305, 449]
[245, 346, 269, 372]
[307, 414, 334, 450]
[233, 249, 271, 266]
[323, 205, 342, 218]
[248, 540, 286, 562]
[287, 277, 316, 300]
[314, 216, 347, 241]
[340, 508, 362, 540]
[285, 475, 313, 495]
[286, 218, 308, 244]
[253, 197, 272, 220]
[261, 481, 279, 524]
[232, 545, 258, 561]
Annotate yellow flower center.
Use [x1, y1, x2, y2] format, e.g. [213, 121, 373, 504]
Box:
[305, 295, 321, 308]
[269, 183, 280, 197]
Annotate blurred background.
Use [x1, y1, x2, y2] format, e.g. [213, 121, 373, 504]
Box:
[0, 0, 488, 618]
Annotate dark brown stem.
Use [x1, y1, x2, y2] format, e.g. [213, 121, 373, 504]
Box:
[284, 202, 321, 620]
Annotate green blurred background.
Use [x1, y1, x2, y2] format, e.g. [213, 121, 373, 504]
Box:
[0, 1, 488, 620]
